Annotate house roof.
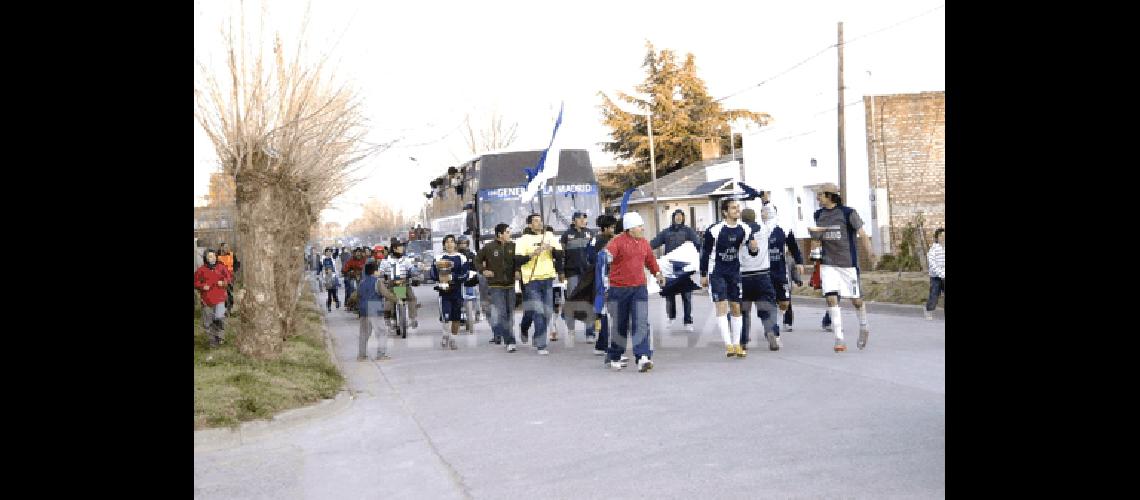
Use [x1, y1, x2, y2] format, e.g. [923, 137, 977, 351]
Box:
[607, 150, 744, 206]
[690, 178, 734, 196]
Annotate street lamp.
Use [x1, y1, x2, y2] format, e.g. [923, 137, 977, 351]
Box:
[601, 90, 661, 234]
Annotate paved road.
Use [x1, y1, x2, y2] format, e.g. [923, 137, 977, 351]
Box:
[194, 286, 945, 499]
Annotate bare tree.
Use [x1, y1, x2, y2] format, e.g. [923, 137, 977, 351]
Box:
[463, 110, 518, 154]
[194, 5, 384, 359]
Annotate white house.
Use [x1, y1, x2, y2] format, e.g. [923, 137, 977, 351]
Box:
[740, 102, 878, 256]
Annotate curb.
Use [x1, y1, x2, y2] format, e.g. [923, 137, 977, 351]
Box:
[193, 287, 354, 454]
[788, 294, 944, 319]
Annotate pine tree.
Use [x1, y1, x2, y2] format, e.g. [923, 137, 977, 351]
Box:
[599, 41, 771, 200]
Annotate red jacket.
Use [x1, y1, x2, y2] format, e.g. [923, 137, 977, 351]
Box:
[343, 257, 366, 278]
[606, 232, 660, 288]
[194, 264, 233, 306]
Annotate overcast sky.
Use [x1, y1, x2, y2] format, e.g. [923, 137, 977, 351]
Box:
[194, 0, 944, 228]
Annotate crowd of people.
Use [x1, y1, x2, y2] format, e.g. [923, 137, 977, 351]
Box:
[196, 184, 945, 368]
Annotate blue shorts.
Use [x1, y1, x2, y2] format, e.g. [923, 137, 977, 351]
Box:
[708, 273, 741, 303]
[773, 279, 791, 302]
[440, 294, 463, 321]
[741, 273, 776, 303]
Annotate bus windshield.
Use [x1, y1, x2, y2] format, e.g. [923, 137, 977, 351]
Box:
[478, 185, 600, 237]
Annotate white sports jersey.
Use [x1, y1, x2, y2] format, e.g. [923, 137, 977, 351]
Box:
[380, 255, 419, 281]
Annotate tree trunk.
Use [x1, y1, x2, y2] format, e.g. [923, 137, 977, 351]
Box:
[234, 182, 285, 359]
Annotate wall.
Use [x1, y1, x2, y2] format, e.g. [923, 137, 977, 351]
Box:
[864, 91, 945, 252]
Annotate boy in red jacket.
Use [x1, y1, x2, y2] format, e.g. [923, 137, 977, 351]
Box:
[195, 250, 234, 347]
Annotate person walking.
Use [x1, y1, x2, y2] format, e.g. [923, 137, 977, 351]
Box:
[603, 212, 665, 372]
[195, 249, 234, 348]
[356, 262, 390, 360]
[475, 223, 521, 351]
[650, 209, 702, 332]
[800, 183, 873, 352]
[924, 228, 945, 320]
[514, 215, 563, 355]
[701, 199, 761, 358]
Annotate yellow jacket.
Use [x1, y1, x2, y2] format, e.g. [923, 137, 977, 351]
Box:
[515, 231, 562, 283]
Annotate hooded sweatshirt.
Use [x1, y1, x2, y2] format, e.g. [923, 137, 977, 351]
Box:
[650, 209, 702, 254]
[195, 255, 233, 307]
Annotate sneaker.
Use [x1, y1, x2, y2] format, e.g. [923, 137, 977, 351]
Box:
[488, 337, 501, 344]
[834, 340, 847, 352]
[784, 324, 794, 332]
[775, 336, 783, 349]
[521, 331, 529, 343]
[857, 327, 869, 350]
[736, 345, 747, 358]
[537, 349, 550, 355]
[606, 360, 626, 370]
[822, 324, 833, 332]
[375, 352, 391, 361]
[768, 334, 780, 351]
[637, 355, 654, 372]
[620, 355, 630, 362]
[593, 349, 606, 356]
[924, 310, 934, 320]
[685, 323, 695, 332]
[667, 318, 675, 328]
[449, 338, 458, 350]
[726, 345, 736, 358]
[506, 344, 517, 353]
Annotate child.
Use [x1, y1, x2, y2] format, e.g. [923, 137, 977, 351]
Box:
[322, 267, 342, 312]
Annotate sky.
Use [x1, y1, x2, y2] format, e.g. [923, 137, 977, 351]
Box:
[194, 0, 945, 228]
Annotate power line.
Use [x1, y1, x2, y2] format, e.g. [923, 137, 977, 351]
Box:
[844, 5, 945, 46]
[715, 5, 945, 104]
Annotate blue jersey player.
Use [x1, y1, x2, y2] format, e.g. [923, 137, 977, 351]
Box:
[700, 199, 761, 358]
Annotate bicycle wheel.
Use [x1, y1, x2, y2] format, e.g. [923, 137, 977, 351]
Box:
[398, 302, 409, 339]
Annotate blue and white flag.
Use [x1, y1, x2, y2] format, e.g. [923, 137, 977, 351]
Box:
[520, 101, 565, 203]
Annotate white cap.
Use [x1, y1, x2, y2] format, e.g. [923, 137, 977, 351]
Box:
[622, 211, 644, 230]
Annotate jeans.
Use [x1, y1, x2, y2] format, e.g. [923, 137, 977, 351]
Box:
[926, 277, 944, 312]
[664, 290, 694, 324]
[344, 278, 356, 307]
[326, 288, 341, 309]
[488, 287, 516, 345]
[741, 300, 778, 346]
[606, 286, 651, 362]
[593, 313, 610, 352]
[523, 278, 553, 349]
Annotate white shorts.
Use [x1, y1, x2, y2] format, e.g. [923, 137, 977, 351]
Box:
[820, 265, 861, 298]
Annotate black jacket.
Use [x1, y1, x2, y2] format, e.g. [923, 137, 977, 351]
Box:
[650, 210, 701, 254]
[560, 226, 594, 277]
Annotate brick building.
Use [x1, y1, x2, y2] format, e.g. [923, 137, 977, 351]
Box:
[864, 91, 945, 254]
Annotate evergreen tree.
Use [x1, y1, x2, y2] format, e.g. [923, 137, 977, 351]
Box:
[599, 41, 771, 200]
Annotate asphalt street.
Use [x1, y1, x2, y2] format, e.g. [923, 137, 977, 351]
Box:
[194, 285, 945, 499]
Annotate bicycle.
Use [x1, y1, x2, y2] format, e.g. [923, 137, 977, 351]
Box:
[390, 278, 412, 339]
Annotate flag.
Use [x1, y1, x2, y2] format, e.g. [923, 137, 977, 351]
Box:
[619, 187, 637, 218]
[520, 101, 565, 203]
[657, 241, 702, 297]
[735, 182, 765, 201]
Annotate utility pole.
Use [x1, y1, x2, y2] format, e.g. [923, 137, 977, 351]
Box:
[837, 21, 847, 201]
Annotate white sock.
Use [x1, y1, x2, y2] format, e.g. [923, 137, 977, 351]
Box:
[855, 304, 868, 328]
[718, 315, 732, 346]
[730, 315, 742, 345]
[828, 306, 843, 341]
